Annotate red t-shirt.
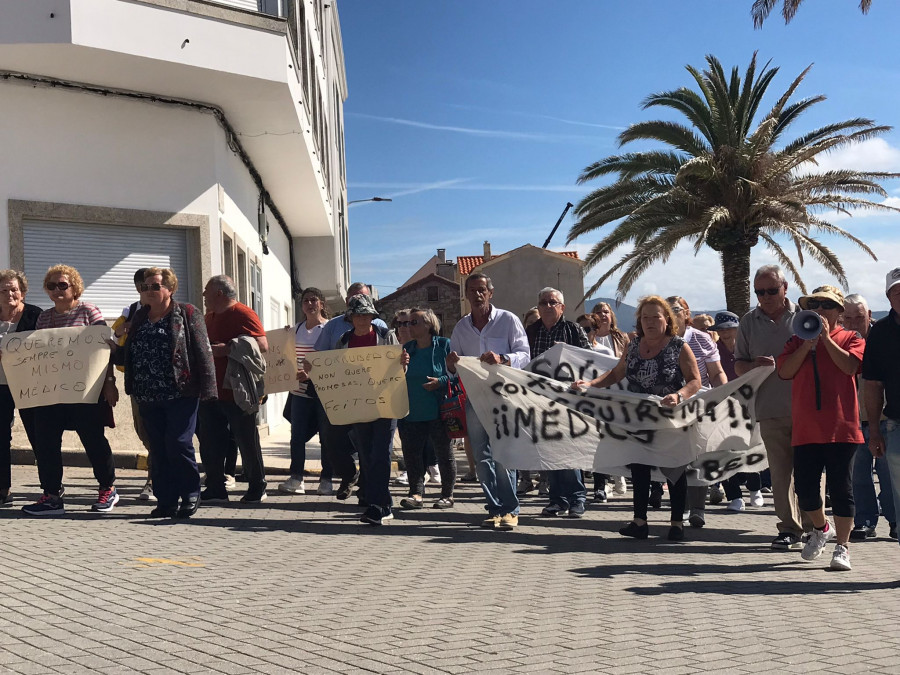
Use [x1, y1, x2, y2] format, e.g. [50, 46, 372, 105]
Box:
[348, 330, 377, 349]
[777, 327, 865, 446]
[205, 302, 265, 401]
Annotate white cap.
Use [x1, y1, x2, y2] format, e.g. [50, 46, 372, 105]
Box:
[886, 267, 900, 297]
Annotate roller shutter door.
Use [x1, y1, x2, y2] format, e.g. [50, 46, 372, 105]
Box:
[23, 220, 192, 320]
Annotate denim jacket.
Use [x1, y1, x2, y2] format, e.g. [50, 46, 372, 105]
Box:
[123, 302, 217, 401]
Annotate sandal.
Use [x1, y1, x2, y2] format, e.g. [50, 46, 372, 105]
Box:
[400, 497, 424, 510]
[433, 497, 454, 509]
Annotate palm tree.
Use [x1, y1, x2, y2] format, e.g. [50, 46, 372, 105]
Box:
[568, 53, 899, 315]
[752, 0, 872, 28]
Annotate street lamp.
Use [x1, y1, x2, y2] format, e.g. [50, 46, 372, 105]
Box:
[348, 197, 393, 205]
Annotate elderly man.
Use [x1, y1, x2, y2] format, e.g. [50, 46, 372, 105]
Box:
[313, 282, 388, 500]
[526, 287, 592, 518]
[447, 273, 530, 530]
[735, 264, 811, 549]
[199, 275, 269, 504]
[844, 294, 896, 541]
[863, 269, 900, 549]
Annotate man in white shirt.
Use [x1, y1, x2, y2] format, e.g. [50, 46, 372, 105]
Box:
[447, 273, 530, 530]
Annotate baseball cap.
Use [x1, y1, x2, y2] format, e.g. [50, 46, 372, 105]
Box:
[712, 311, 739, 330]
[345, 294, 378, 316]
[886, 267, 900, 297]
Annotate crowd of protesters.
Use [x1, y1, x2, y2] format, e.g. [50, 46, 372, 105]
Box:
[1, 262, 899, 572]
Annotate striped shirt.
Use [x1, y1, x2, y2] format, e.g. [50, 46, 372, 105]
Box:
[36, 302, 105, 329]
[292, 321, 324, 397]
[683, 326, 720, 387]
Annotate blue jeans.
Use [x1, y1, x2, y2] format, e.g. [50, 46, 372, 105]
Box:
[883, 418, 900, 545]
[352, 418, 393, 516]
[139, 396, 201, 509]
[290, 394, 332, 480]
[466, 401, 519, 516]
[853, 421, 896, 528]
[548, 469, 586, 508]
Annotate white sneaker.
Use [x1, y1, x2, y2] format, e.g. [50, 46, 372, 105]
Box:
[727, 498, 745, 512]
[801, 523, 835, 561]
[138, 481, 156, 502]
[224, 474, 236, 489]
[749, 490, 765, 507]
[830, 544, 852, 571]
[277, 476, 306, 494]
[317, 479, 333, 496]
[613, 476, 627, 495]
[426, 465, 441, 485]
[394, 471, 409, 486]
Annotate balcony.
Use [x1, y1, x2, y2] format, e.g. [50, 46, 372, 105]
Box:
[0, 0, 333, 237]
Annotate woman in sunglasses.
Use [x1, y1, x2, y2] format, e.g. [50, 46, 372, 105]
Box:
[21, 265, 119, 516]
[777, 286, 865, 571]
[398, 307, 455, 509]
[121, 268, 216, 518]
[0, 270, 42, 507]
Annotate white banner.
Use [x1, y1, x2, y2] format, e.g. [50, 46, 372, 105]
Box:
[456, 343, 771, 485]
[263, 327, 298, 395]
[0, 326, 112, 408]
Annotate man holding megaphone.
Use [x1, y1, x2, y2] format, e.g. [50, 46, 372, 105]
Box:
[777, 286, 865, 571]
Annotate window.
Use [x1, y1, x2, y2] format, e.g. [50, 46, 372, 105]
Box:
[223, 235, 234, 280]
[427, 286, 439, 302]
[237, 250, 247, 304]
[250, 258, 263, 315]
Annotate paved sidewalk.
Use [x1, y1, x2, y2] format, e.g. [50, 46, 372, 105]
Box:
[1, 464, 899, 674]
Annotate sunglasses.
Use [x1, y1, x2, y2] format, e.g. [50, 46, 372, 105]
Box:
[754, 287, 781, 296]
[45, 281, 70, 291]
[409, 319, 424, 326]
[806, 299, 840, 311]
[140, 283, 163, 292]
[396, 320, 410, 327]
[538, 300, 561, 307]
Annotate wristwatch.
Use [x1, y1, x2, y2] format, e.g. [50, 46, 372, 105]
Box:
[676, 392, 683, 403]
[500, 354, 510, 365]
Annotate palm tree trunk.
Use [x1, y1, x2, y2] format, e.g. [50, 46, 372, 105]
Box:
[721, 245, 752, 316]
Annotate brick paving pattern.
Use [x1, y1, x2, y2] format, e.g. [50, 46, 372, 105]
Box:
[1, 465, 899, 674]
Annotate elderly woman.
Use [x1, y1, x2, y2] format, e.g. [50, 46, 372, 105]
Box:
[123, 268, 216, 518]
[398, 307, 456, 509]
[21, 265, 119, 516]
[0, 270, 42, 506]
[667, 295, 727, 527]
[279, 287, 331, 496]
[777, 286, 864, 571]
[574, 296, 701, 540]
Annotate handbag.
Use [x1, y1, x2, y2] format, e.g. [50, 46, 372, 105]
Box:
[439, 379, 467, 438]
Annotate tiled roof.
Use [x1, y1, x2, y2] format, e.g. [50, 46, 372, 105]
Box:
[457, 250, 579, 275]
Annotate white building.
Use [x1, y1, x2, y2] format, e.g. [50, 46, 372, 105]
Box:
[0, 0, 350, 437]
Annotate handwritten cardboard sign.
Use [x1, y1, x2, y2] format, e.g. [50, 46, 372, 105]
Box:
[0, 326, 112, 408]
[456, 343, 772, 484]
[309, 345, 409, 424]
[263, 327, 298, 395]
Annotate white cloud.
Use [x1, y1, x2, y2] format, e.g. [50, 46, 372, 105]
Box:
[813, 138, 900, 173]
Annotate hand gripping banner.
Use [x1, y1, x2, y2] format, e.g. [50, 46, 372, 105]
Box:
[455, 343, 772, 485]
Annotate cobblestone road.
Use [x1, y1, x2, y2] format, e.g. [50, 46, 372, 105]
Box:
[1, 465, 898, 674]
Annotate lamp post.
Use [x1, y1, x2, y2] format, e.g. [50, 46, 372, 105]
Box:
[348, 197, 393, 205]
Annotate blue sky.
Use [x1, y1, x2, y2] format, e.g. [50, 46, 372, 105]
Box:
[339, 0, 900, 310]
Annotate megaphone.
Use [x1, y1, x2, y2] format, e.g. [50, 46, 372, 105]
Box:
[792, 310, 823, 340]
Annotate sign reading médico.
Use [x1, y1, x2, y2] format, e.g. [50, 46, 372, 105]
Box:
[0, 326, 112, 408]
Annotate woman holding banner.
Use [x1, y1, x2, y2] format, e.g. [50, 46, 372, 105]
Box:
[21, 265, 119, 516]
[398, 307, 455, 510]
[122, 268, 216, 519]
[0, 270, 42, 507]
[574, 295, 701, 540]
[332, 294, 399, 526]
[279, 287, 331, 496]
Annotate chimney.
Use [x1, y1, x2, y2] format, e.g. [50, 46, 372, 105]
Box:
[437, 248, 446, 262]
[483, 241, 492, 262]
